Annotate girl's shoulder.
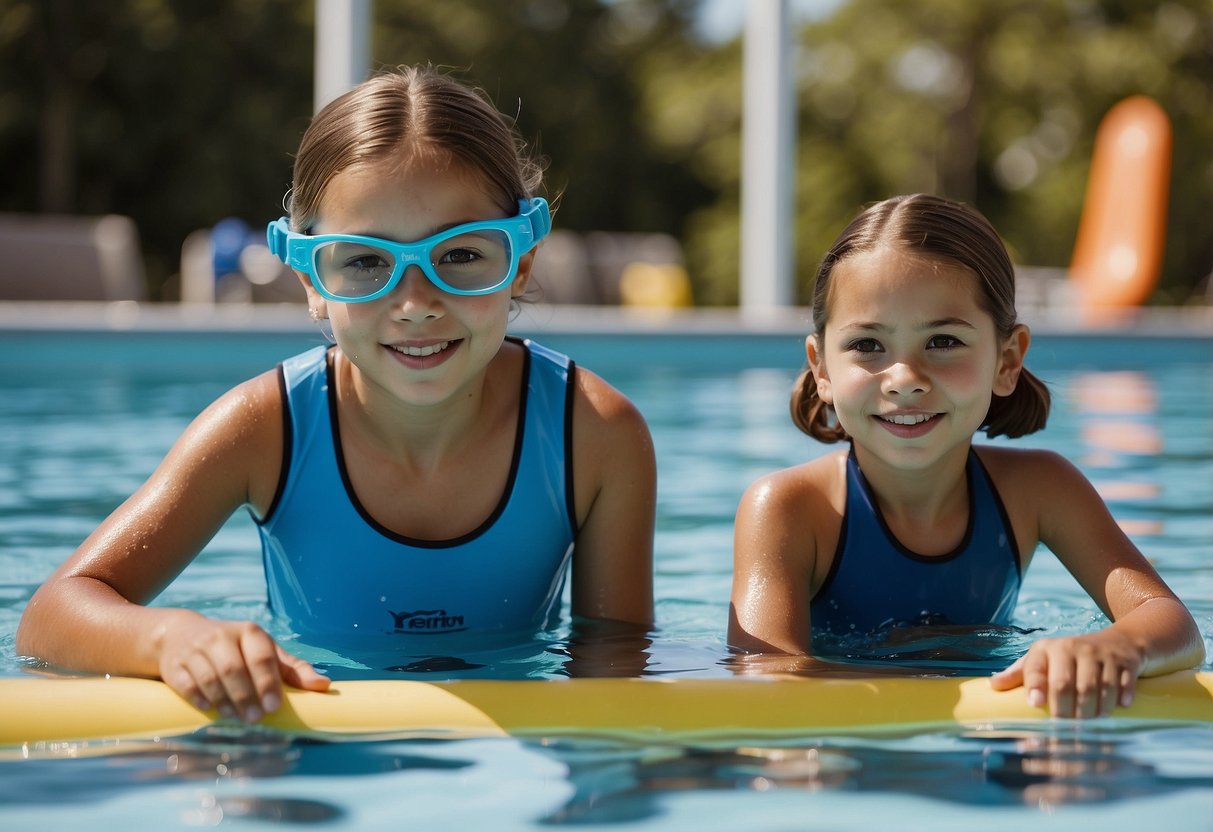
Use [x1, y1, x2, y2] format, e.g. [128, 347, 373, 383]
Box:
[972, 444, 1097, 523]
[140, 366, 287, 520]
[972, 444, 1080, 485]
[563, 359, 654, 486]
[569, 363, 650, 439]
[204, 366, 286, 434]
[733, 451, 847, 596]
[514, 339, 643, 432]
[739, 449, 848, 518]
[191, 367, 285, 470]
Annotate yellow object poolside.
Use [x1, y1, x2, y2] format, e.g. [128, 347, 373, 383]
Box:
[3, 672, 1212, 746]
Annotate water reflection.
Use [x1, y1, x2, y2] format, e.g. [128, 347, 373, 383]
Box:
[7, 724, 1211, 825]
[1, 730, 473, 824]
[1070, 370, 1163, 536]
[537, 726, 1213, 823]
[180, 793, 342, 826]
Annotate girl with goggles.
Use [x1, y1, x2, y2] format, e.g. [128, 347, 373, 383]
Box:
[19, 66, 656, 724]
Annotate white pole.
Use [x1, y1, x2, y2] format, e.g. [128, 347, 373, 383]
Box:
[740, 0, 796, 313]
[314, 0, 373, 114]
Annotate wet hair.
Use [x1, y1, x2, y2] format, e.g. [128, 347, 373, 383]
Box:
[790, 193, 1051, 442]
[287, 65, 545, 231]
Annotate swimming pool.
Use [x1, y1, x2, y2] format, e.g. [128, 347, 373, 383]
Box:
[1, 306, 1212, 828]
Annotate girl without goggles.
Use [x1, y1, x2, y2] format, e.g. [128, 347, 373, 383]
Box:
[728, 193, 1202, 719]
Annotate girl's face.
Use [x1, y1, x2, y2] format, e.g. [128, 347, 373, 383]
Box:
[807, 246, 1027, 472]
[299, 155, 531, 409]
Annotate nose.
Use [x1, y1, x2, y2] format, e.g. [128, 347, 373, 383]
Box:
[390, 265, 444, 320]
[881, 360, 930, 397]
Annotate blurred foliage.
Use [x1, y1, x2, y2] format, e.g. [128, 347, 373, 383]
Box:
[659, 0, 1213, 304]
[1, 0, 1210, 304]
[0, 0, 315, 295]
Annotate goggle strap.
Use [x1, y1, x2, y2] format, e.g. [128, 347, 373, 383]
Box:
[523, 197, 552, 245]
[266, 218, 290, 261]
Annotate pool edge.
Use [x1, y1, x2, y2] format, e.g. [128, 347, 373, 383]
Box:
[0, 300, 1210, 339]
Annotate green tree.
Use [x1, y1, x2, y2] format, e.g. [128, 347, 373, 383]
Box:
[372, 0, 712, 235]
[645, 0, 1213, 304]
[0, 0, 315, 297]
[0, 0, 715, 299]
[3, 1, 1210, 305]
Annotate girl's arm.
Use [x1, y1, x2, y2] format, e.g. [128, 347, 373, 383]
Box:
[728, 469, 820, 655]
[567, 368, 656, 628]
[16, 372, 329, 721]
[989, 449, 1204, 718]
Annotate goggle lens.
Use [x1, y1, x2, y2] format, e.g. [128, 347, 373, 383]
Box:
[315, 241, 394, 299]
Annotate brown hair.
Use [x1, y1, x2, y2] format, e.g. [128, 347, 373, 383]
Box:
[287, 65, 544, 231]
[791, 193, 1051, 441]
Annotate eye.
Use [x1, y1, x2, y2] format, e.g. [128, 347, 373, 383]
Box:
[345, 253, 390, 272]
[437, 247, 483, 266]
[845, 338, 882, 354]
[927, 334, 964, 350]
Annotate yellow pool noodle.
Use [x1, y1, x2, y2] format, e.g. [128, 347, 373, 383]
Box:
[3, 672, 1211, 746]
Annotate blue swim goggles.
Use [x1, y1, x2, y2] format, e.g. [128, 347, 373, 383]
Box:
[266, 197, 551, 302]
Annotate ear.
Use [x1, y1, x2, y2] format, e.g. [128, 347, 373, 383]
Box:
[805, 334, 832, 404]
[294, 270, 329, 320]
[510, 247, 537, 299]
[993, 324, 1030, 396]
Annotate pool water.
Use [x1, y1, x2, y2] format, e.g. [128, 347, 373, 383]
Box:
[1, 325, 1212, 828]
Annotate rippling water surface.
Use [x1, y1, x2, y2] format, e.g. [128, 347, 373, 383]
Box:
[1, 328, 1211, 829]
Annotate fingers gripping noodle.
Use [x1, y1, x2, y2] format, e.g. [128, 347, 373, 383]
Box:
[3, 672, 1213, 745]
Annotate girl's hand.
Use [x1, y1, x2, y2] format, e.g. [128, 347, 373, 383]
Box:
[157, 613, 330, 722]
[989, 630, 1144, 718]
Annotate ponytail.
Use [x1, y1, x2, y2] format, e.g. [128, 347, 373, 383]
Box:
[982, 367, 1051, 439]
[789, 368, 848, 443]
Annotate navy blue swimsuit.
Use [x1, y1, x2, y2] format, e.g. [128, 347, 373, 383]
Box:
[810, 446, 1021, 637]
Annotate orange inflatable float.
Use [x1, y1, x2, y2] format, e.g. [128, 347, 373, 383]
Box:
[1069, 96, 1171, 314]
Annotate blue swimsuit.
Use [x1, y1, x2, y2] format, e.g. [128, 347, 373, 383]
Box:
[255, 338, 577, 640]
[810, 447, 1021, 637]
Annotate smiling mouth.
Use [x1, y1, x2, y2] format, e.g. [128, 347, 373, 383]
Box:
[877, 413, 937, 425]
[389, 340, 454, 357]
